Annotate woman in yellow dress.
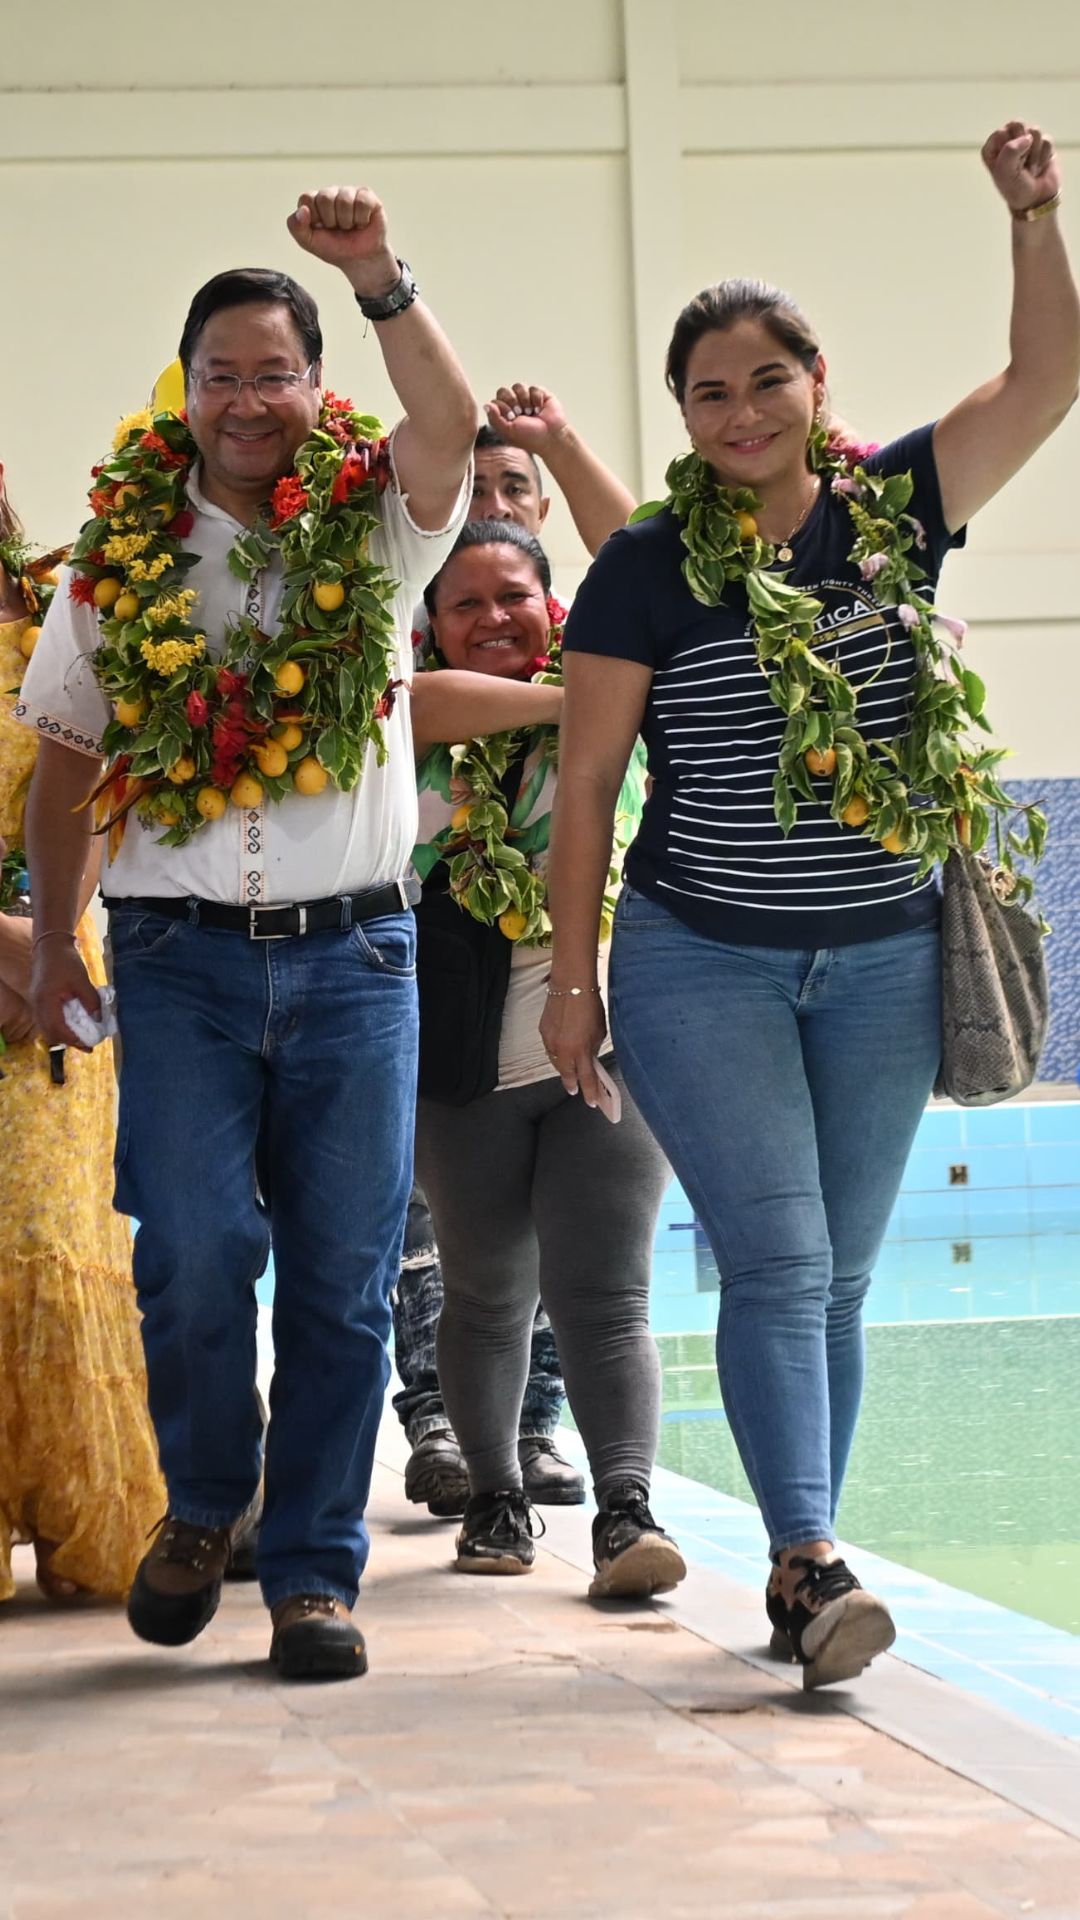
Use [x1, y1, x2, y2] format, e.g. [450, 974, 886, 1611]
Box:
[0, 469, 164, 1601]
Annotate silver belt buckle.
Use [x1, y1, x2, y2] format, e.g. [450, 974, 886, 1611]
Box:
[248, 904, 302, 940]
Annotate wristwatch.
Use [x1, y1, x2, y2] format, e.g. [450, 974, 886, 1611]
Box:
[354, 258, 419, 321]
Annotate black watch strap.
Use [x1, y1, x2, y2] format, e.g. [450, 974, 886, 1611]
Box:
[354, 258, 419, 321]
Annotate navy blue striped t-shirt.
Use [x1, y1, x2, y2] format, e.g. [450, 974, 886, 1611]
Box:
[562, 424, 965, 949]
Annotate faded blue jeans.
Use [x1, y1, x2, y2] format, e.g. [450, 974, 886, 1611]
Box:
[392, 1187, 566, 1444]
[110, 904, 417, 1610]
[609, 887, 941, 1556]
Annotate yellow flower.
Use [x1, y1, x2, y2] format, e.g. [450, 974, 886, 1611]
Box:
[145, 590, 198, 628]
[103, 532, 152, 564]
[128, 553, 173, 583]
[140, 634, 207, 677]
[112, 408, 154, 451]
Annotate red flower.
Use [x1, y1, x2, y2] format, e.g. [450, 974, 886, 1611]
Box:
[90, 489, 113, 518]
[531, 654, 552, 673]
[166, 509, 195, 538]
[216, 668, 248, 699]
[140, 431, 171, 455]
[545, 593, 569, 629]
[324, 418, 351, 445]
[90, 464, 104, 479]
[185, 690, 209, 727]
[69, 573, 98, 606]
[269, 474, 308, 527]
[371, 436, 392, 494]
[322, 390, 354, 416]
[373, 678, 401, 722]
[86, 549, 106, 567]
[330, 448, 371, 504]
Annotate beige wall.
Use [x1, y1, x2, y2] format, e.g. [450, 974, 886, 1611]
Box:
[2, 0, 1077, 775]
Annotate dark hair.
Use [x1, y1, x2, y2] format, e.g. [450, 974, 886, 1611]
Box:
[473, 422, 543, 494]
[178, 268, 323, 373]
[423, 517, 552, 618]
[665, 278, 821, 406]
[0, 465, 22, 546]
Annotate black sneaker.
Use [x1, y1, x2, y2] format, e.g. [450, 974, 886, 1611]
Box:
[589, 1484, 687, 1599]
[405, 1431, 469, 1519]
[765, 1573, 794, 1661]
[454, 1489, 542, 1575]
[769, 1556, 896, 1690]
[126, 1515, 232, 1647]
[518, 1437, 586, 1506]
[224, 1484, 264, 1582]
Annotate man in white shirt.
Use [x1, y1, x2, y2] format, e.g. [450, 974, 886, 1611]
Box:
[21, 185, 475, 1681]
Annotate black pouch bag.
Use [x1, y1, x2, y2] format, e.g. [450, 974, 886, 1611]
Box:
[414, 757, 525, 1106]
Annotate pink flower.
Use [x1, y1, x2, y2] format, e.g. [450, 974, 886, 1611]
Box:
[185, 690, 209, 727]
[910, 517, 927, 551]
[934, 612, 967, 646]
[897, 604, 920, 630]
[831, 475, 859, 496]
[860, 553, 889, 580]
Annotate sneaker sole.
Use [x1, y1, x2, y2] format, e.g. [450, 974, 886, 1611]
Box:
[454, 1552, 534, 1576]
[126, 1576, 223, 1648]
[800, 1592, 896, 1690]
[522, 1484, 587, 1507]
[589, 1536, 687, 1599]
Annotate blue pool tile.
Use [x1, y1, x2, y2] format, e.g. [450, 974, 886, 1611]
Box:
[961, 1144, 1029, 1189]
[961, 1105, 1029, 1146]
[964, 1190, 1032, 1232]
[900, 1148, 958, 1194]
[900, 1193, 969, 1239]
[915, 1106, 965, 1148]
[1028, 1103, 1080, 1144]
[1027, 1191, 1080, 1234]
[1026, 1142, 1080, 1187]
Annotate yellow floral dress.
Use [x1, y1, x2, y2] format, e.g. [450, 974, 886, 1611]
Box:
[0, 615, 164, 1598]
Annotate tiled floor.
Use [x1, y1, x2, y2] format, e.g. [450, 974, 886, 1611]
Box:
[4, 1436, 1080, 1920]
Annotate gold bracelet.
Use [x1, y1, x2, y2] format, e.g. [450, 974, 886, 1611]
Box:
[545, 984, 601, 998]
[1012, 192, 1062, 223]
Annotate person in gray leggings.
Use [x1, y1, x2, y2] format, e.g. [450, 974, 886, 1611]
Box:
[413, 520, 685, 1597]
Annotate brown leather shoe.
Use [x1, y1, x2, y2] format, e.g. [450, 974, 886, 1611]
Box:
[269, 1594, 368, 1681]
[127, 1516, 233, 1646]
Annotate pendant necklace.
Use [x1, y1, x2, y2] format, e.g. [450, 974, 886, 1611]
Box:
[774, 476, 821, 564]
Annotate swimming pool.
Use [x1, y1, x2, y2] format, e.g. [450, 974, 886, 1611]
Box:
[650, 1097, 1080, 1639]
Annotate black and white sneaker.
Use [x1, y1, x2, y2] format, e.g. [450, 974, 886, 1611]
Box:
[767, 1556, 895, 1690]
[589, 1484, 687, 1599]
[454, 1489, 542, 1575]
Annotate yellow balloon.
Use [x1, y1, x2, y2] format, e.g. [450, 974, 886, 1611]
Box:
[149, 357, 186, 415]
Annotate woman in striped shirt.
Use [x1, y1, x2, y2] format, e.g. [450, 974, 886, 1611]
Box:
[541, 121, 1078, 1688]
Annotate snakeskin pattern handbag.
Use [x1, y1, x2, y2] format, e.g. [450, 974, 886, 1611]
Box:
[934, 849, 1049, 1107]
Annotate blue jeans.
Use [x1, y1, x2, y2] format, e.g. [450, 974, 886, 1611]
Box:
[392, 1187, 566, 1444]
[609, 887, 941, 1556]
[110, 905, 417, 1610]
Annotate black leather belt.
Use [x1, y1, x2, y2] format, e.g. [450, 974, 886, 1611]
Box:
[102, 879, 420, 941]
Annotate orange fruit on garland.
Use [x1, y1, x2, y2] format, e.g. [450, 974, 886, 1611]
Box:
[312, 579, 346, 612]
[93, 577, 122, 610]
[498, 908, 529, 941]
[450, 803, 473, 832]
[230, 773, 264, 809]
[293, 756, 329, 796]
[18, 625, 41, 659]
[841, 793, 870, 827]
[254, 740, 290, 778]
[196, 787, 228, 820]
[114, 696, 145, 727]
[274, 661, 306, 695]
[805, 746, 837, 778]
[735, 510, 758, 541]
[271, 722, 305, 751]
[880, 827, 908, 855]
[113, 591, 141, 622]
[167, 756, 197, 785]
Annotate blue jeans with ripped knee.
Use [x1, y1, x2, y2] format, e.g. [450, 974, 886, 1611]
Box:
[609, 886, 941, 1556]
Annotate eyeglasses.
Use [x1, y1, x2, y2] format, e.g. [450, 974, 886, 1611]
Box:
[189, 365, 315, 404]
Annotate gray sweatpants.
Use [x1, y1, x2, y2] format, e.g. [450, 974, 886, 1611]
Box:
[414, 1063, 670, 1501]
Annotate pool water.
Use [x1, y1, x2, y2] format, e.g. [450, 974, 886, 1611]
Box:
[650, 1099, 1080, 1639]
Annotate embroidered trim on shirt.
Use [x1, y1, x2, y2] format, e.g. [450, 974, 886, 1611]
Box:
[15, 700, 103, 758]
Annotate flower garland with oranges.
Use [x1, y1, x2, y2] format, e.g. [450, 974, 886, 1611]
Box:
[1, 536, 68, 916]
[632, 426, 1046, 901]
[69, 395, 398, 848]
[418, 600, 642, 947]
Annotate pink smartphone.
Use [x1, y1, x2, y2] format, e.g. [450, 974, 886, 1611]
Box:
[592, 1058, 622, 1124]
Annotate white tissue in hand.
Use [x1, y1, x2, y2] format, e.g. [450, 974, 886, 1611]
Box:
[62, 985, 117, 1047]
